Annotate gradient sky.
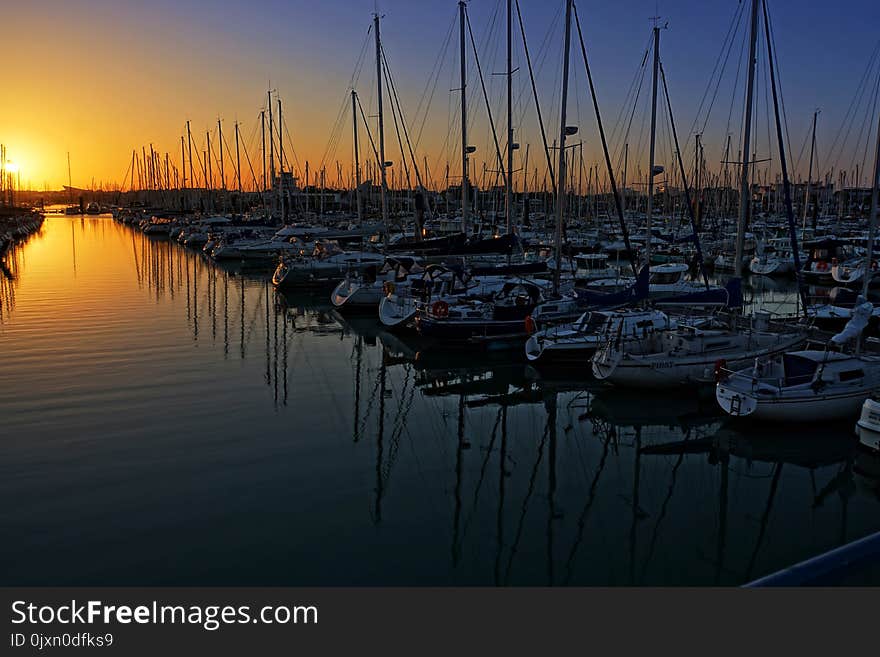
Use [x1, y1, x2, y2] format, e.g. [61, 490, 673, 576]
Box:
[2, 0, 879, 191]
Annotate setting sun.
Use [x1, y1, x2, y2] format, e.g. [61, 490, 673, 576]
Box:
[5, 161, 19, 174]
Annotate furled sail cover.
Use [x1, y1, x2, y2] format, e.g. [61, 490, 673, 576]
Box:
[830, 297, 873, 344]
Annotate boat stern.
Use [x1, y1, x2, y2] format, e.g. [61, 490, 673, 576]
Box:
[715, 381, 758, 417]
[856, 398, 880, 452]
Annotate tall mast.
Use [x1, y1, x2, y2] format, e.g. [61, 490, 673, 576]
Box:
[352, 89, 363, 225]
[861, 98, 880, 300]
[235, 121, 242, 196]
[277, 98, 284, 173]
[186, 120, 194, 189]
[645, 25, 660, 270]
[278, 97, 286, 222]
[206, 131, 212, 191]
[803, 109, 818, 235]
[268, 91, 275, 195]
[505, 0, 514, 234]
[622, 142, 628, 217]
[180, 137, 186, 189]
[735, 0, 760, 278]
[553, 0, 573, 294]
[218, 118, 225, 190]
[695, 133, 701, 227]
[67, 151, 72, 200]
[149, 144, 155, 189]
[374, 12, 389, 232]
[260, 110, 267, 192]
[459, 1, 469, 234]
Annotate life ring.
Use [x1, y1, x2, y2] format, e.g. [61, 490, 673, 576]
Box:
[524, 315, 537, 335]
[714, 358, 727, 383]
[432, 300, 449, 318]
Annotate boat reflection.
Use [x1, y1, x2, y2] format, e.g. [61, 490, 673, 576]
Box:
[124, 222, 878, 585]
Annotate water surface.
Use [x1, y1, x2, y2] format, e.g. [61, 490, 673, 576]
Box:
[2, 215, 879, 585]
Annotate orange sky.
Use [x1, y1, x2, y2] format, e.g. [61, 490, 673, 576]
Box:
[3, 0, 877, 192]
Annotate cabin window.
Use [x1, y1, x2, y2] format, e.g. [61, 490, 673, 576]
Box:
[839, 369, 864, 382]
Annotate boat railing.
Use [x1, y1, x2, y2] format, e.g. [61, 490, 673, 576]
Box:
[716, 364, 805, 391]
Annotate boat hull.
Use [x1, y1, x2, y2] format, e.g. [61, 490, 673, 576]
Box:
[717, 383, 874, 422]
[593, 335, 803, 388]
[856, 398, 880, 452]
[379, 295, 417, 329]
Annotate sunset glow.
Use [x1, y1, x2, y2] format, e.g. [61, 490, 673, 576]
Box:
[1, 0, 878, 191]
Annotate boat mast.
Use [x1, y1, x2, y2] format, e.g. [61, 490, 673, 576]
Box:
[803, 109, 818, 237]
[180, 137, 186, 189]
[861, 93, 880, 300]
[260, 110, 267, 192]
[218, 118, 225, 191]
[278, 97, 287, 223]
[268, 90, 275, 201]
[67, 152, 72, 202]
[352, 89, 363, 225]
[622, 143, 628, 217]
[645, 25, 660, 270]
[553, 0, 573, 294]
[186, 120, 194, 190]
[735, 0, 760, 278]
[505, 0, 513, 235]
[235, 121, 242, 207]
[459, 0, 469, 235]
[374, 12, 389, 233]
[206, 131, 212, 192]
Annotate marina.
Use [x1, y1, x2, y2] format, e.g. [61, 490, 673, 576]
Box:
[2, 213, 880, 585]
[3, 0, 880, 589]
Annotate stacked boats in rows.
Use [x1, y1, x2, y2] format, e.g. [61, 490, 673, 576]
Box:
[1, 211, 45, 258]
[113, 205, 880, 430]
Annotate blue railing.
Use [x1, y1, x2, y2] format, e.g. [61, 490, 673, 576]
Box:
[744, 530, 880, 586]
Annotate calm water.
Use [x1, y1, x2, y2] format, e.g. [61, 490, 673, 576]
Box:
[2, 215, 880, 586]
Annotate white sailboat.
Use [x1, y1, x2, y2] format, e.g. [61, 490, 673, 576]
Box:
[331, 257, 423, 309]
[718, 50, 880, 422]
[272, 241, 385, 287]
[525, 307, 672, 364]
[716, 304, 880, 421]
[591, 311, 804, 388]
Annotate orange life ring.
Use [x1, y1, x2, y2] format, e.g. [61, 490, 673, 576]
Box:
[432, 300, 449, 318]
[524, 315, 537, 335]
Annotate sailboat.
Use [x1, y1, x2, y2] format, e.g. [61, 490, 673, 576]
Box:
[525, 306, 673, 364]
[331, 257, 424, 309]
[716, 302, 880, 420]
[592, 310, 804, 388]
[594, 0, 810, 391]
[718, 41, 880, 422]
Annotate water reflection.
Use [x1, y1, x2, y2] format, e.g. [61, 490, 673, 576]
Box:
[1, 216, 879, 585]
